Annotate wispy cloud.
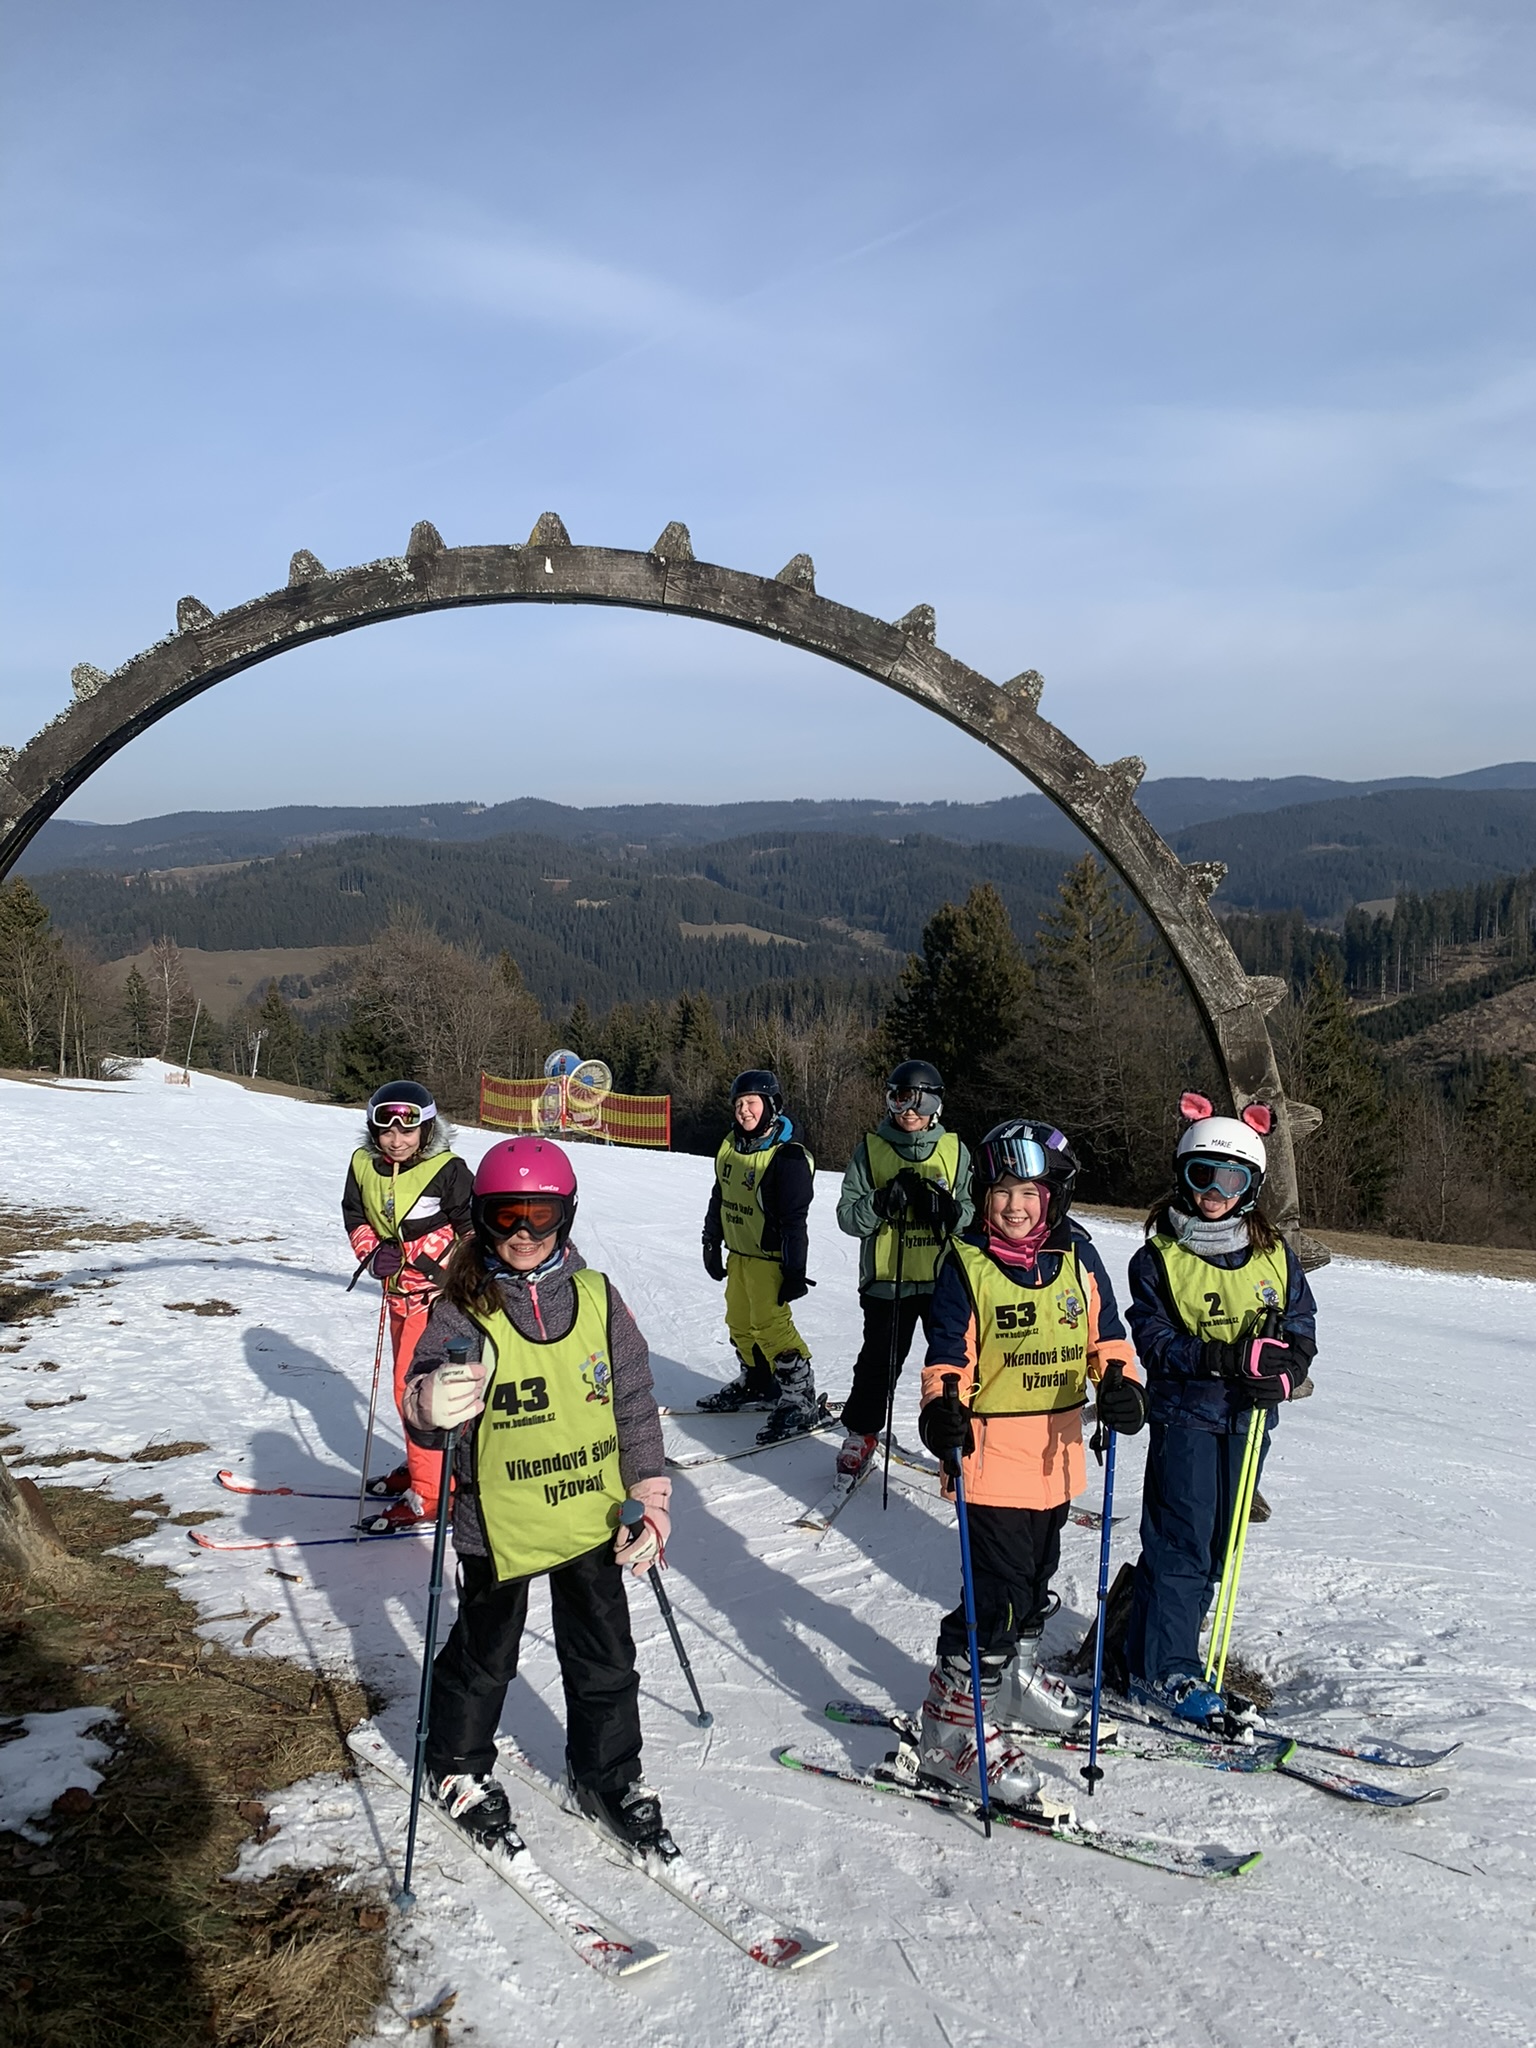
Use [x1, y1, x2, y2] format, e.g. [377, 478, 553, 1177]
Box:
[1052, 1, 1536, 197]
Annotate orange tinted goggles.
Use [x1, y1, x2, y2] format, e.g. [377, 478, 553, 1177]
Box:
[481, 1195, 567, 1239]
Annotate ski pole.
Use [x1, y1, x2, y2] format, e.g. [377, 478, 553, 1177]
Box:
[880, 1217, 907, 1511]
[942, 1372, 991, 1839]
[1080, 1361, 1122, 1797]
[397, 1340, 469, 1911]
[353, 1290, 390, 1543]
[1206, 1404, 1265, 1693]
[619, 1499, 714, 1727]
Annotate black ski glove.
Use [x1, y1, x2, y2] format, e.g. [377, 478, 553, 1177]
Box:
[1202, 1332, 1300, 1404]
[1095, 1369, 1147, 1435]
[919, 1387, 974, 1459]
[701, 1235, 726, 1284]
[778, 1270, 813, 1306]
[871, 1180, 909, 1222]
[893, 1170, 961, 1235]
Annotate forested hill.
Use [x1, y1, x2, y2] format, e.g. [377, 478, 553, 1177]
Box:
[21, 760, 1536, 873]
[29, 831, 1072, 1012]
[1174, 789, 1536, 919]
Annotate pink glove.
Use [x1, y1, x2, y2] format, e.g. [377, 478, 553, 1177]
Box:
[614, 1476, 671, 1575]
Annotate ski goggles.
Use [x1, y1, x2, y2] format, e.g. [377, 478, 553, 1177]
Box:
[476, 1193, 571, 1240]
[886, 1087, 942, 1120]
[369, 1098, 436, 1130]
[979, 1134, 1050, 1184]
[1180, 1157, 1255, 1200]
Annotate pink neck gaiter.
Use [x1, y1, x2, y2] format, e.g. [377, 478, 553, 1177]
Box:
[987, 1221, 1051, 1272]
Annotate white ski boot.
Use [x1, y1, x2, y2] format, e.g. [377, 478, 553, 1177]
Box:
[917, 1656, 1043, 1806]
[993, 1634, 1092, 1737]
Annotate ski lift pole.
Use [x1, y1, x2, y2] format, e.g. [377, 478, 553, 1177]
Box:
[1079, 1362, 1122, 1797]
[943, 1373, 991, 1839]
[182, 999, 202, 1083]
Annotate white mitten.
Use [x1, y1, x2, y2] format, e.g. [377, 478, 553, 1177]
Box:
[422, 1358, 487, 1430]
[614, 1476, 672, 1575]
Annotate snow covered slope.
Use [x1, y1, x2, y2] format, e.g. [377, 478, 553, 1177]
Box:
[3, 1065, 1533, 2045]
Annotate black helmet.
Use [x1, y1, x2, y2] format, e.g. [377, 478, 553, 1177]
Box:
[886, 1059, 943, 1122]
[731, 1069, 783, 1113]
[973, 1117, 1079, 1226]
[367, 1079, 437, 1139]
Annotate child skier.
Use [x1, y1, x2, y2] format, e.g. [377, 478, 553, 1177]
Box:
[1121, 1093, 1318, 1724]
[915, 1119, 1144, 1804]
[834, 1060, 972, 1481]
[699, 1068, 819, 1444]
[401, 1136, 677, 1856]
[342, 1080, 473, 1532]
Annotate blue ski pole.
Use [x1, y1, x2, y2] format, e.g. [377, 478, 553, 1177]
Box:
[397, 1338, 470, 1910]
[1079, 1361, 1122, 1797]
[942, 1373, 991, 1839]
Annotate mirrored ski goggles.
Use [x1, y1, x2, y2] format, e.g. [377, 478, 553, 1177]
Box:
[477, 1194, 570, 1240]
[887, 1087, 942, 1119]
[1181, 1157, 1255, 1200]
[369, 1099, 436, 1130]
[980, 1135, 1049, 1183]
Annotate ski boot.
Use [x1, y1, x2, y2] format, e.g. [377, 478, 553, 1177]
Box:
[992, 1635, 1093, 1737]
[364, 1462, 410, 1499]
[356, 1491, 434, 1535]
[697, 1356, 778, 1412]
[427, 1770, 526, 1852]
[755, 1358, 820, 1445]
[916, 1656, 1044, 1806]
[1128, 1670, 1228, 1726]
[836, 1431, 878, 1480]
[571, 1776, 680, 1863]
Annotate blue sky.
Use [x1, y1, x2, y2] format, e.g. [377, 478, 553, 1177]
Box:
[3, 0, 1534, 818]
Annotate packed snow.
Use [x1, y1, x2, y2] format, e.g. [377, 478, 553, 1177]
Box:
[2, 1062, 1533, 2046]
[0, 1707, 119, 1843]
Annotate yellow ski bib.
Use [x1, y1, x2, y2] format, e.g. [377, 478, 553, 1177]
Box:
[866, 1130, 962, 1286]
[469, 1270, 626, 1581]
[351, 1148, 448, 1241]
[1148, 1234, 1290, 1341]
[714, 1133, 814, 1259]
[951, 1239, 1091, 1416]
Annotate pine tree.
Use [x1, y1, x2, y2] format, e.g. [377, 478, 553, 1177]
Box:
[1284, 960, 1393, 1226]
[878, 884, 1029, 1133]
[121, 966, 152, 1058]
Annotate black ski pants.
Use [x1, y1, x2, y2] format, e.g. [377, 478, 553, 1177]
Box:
[936, 1500, 1069, 1661]
[426, 1541, 642, 1797]
[840, 1289, 938, 1437]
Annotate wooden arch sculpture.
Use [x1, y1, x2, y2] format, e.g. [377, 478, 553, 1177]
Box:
[0, 513, 1323, 1258]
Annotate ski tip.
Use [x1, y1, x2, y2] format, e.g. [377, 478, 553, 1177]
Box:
[751, 1932, 838, 1969]
[606, 1940, 670, 1977]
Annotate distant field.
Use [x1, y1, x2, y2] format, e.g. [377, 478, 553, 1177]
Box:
[103, 945, 358, 1019]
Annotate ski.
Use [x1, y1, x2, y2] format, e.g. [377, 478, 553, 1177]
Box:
[792, 1456, 874, 1533]
[1224, 1707, 1460, 1772]
[215, 1468, 387, 1502]
[775, 1747, 1260, 1880]
[1105, 1696, 1450, 1807]
[496, 1740, 835, 1970]
[660, 1396, 845, 1420]
[665, 1401, 841, 1470]
[348, 1727, 665, 1978]
[187, 1525, 429, 1552]
[823, 1700, 1293, 1776]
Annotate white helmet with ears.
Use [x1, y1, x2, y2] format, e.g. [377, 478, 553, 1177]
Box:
[1173, 1092, 1273, 1214]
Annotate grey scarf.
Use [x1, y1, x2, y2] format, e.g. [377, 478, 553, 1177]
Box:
[1167, 1206, 1250, 1257]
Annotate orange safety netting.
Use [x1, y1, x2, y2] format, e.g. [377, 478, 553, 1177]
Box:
[478, 1073, 672, 1150]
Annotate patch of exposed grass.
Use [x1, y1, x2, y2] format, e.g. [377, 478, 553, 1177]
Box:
[14, 1441, 211, 1470]
[0, 1486, 387, 2048]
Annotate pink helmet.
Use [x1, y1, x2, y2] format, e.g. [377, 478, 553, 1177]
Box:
[474, 1136, 577, 1197]
[472, 1137, 578, 1250]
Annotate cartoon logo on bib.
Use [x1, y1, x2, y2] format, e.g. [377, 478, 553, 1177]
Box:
[580, 1352, 612, 1405]
[1055, 1287, 1084, 1332]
